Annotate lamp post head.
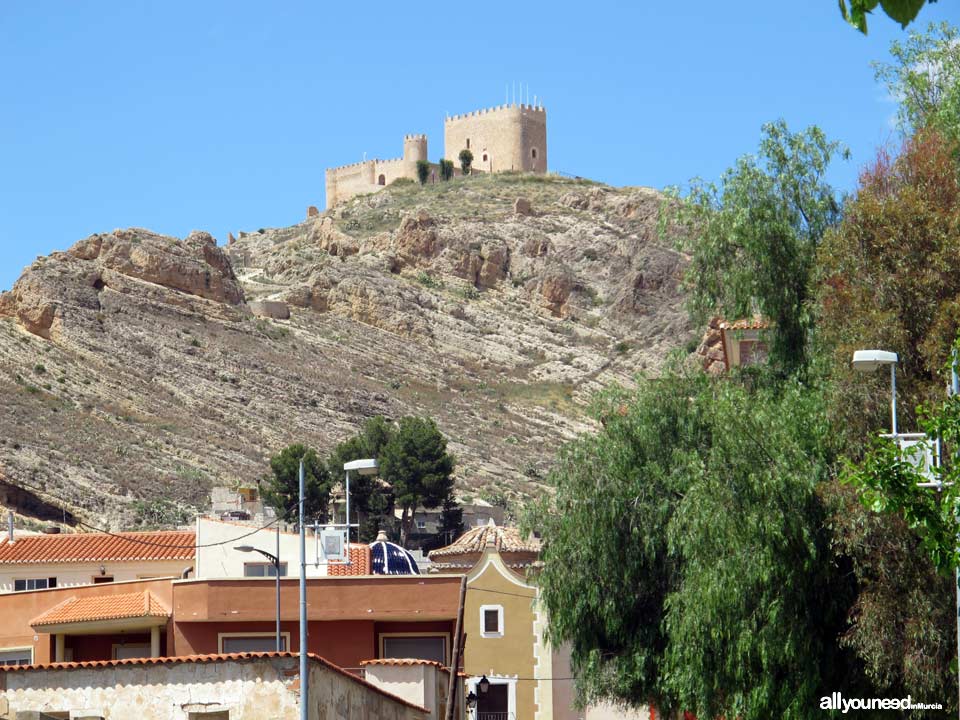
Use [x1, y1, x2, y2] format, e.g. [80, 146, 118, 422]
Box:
[343, 458, 379, 476]
[234, 545, 255, 553]
[852, 349, 899, 372]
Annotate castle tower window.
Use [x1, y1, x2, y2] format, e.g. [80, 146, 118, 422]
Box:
[466, 138, 470, 149]
[531, 148, 538, 159]
[482, 153, 488, 162]
[378, 174, 385, 186]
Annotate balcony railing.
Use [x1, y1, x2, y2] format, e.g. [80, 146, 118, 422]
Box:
[476, 713, 513, 720]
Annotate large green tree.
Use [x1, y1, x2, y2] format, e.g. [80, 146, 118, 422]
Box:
[380, 416, 456, 547]
[666, 120, 846, 376]
[526, 365, 856, 720]
[327, 416, 396, 542]
[873, 21, 960, 141]
[262, 443, 333, 524]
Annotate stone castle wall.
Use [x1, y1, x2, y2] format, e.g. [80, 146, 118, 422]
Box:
[325, 135, 428, 208]
[444, 104, 547, 174]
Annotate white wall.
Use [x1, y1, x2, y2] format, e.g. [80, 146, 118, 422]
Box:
[0, 559, 190, 594]
[195, 518, 344, 579]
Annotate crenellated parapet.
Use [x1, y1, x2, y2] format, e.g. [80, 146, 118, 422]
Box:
[445, 103, 546, 123]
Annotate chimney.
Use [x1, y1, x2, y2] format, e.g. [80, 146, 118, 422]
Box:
[7, 511, 13, 544]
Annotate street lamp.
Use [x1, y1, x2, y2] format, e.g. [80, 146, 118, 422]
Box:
[851, 349, 899, 435]
[234, 543, 282, 652]
[853, 347, 960, 717]
[343, 459, 379, 543]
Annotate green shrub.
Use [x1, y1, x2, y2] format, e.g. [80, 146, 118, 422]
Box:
[33, 364, 46, 374]
[458, 149, 473, 176]
[417, 272, 445, 290]
[416, 160, 430, 185]
[439, 159, 454, 181]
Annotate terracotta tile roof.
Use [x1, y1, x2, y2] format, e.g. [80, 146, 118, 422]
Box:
[0, 530, 195, 564]
[361, 658, 445, 668]
[0, 652, 429, 713]
[720, 317, 770, 330]
[327, 543, 371, 576]
[428, 520, 540, 560]
[30, 590, 170, 627]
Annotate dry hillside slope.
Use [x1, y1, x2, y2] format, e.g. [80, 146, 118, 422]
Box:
[0, 173, 692, 529]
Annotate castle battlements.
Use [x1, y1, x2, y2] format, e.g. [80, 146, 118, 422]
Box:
[445, 103, 546, 122]
[404, 134, 428, 141]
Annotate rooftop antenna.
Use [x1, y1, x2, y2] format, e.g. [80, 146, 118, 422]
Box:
[505, 84, 508, 105]
[512, 81, 515, 105]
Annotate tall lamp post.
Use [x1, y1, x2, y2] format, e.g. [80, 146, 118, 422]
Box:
[298, 456, 378, 720]
[234, 539, 282, 652]
[853, 348, 960, 717]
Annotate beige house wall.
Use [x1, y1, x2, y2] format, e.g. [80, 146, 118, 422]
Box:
[363, 663, 453, 720]
[443, 104, 547, 174]
[0, 655, 426, 720]
[464, 550, 538, 720]
[0, 559, 188, 594]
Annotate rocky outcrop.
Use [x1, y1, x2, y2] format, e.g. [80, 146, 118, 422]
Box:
[696, 317, 726, 374]
[2, 229, 244, 339]
[0, 175, 694, 529]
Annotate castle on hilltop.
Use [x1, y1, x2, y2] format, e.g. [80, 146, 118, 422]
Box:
[324, 103, 547, 208]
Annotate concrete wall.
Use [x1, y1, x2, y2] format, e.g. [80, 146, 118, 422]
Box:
[364, 663, 451, 720]
[0, 559, 188, 594]
[0, 654, 427, 720]
[195, 518, 342, 579]
[444, 105, 547, 174]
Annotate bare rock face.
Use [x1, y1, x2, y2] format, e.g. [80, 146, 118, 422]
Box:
[3, 229, 244, 339]
[696, 317, 727, 374]
[0, 175, 696, 530]
[514, 197, 533, 216]
[539, 267, 575, 317]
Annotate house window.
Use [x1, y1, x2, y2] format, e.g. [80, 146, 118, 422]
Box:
[14, 577, 56, 591]
[416, 519, 427, 530]
[480, 604, 504, 638]
[113, 643, 151, 660]
[0, 648, 32, 666]
[381, 634, 447, 664]
[219, 633, 289, 653]
[244, 562, 288, 577]
[189, 712, 229, 720]
[93, 575, 114, 584]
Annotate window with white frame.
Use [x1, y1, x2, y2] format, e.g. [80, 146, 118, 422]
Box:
[0, 647, 32, 666]
[243, 562, 288, 577]
[219, 633, 289, 653]
[480, 604, 504, 638]
[14, 577, 56, 591]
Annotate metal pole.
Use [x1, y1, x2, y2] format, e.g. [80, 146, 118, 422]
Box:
[276, 524, 281, 653]
[891, 362, 898, 436]
[952, 348, 959, 719]
[345, 470, 351, 542]
[299, 458, 308, 720]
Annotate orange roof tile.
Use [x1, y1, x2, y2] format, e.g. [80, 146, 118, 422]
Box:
[31, 590, 170, 627]
[361, 658, 453, 674]
[0, 652, 429, 712]
[428, 520, 540, 560]
[0, 530, 195, 564]
[327, 543, 371, 576]
[719, 317, 770, 330]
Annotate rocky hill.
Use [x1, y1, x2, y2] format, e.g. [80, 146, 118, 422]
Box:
[0, 173, 693, 530]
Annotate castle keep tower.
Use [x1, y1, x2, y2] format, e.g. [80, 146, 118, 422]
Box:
[403, 134, 428, 173]
[444, 104, 547, 174]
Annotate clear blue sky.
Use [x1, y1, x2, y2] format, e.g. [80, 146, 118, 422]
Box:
[1, 1, 956, 291]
